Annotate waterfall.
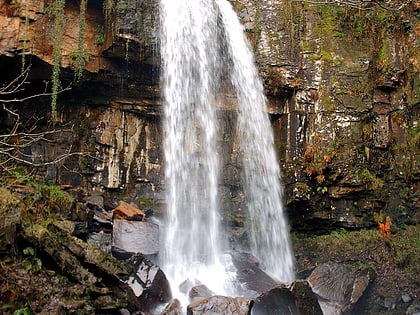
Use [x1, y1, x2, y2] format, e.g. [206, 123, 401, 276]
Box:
[159, 0, 294, 298]
[159, 0, 231, 297]
[215, 0, 294, 282]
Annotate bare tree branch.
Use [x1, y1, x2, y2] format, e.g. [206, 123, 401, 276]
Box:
[0, 66, 89, 173]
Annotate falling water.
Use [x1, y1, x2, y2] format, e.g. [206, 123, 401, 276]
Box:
[216, 0, 294, 282]
[159, 0, 294, 298]
[159, 0, 232, 297]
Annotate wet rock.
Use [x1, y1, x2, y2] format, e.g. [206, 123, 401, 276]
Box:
[290, 280, 323, 314]
[123, 253, 172, 312]
[187, 295, 253, 315]
[179, 278, 200, 294]
[160, 299, 182, 315]
[93, 295, 126, 311]
[188, 284, 214, 302]
[231, 252, 278, 296]
[112, 219, 159, 255]
[252, 286, 298, 315]
[23, 223, 99, 286]
[72, 202, 89, 222]
[307, 262, 373, 314]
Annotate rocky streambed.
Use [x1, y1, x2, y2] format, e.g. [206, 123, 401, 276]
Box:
[1, 182, 419, 314]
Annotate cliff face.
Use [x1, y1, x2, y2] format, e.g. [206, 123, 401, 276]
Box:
[231, 0, 420, 230]
[0, 0, 418, 232]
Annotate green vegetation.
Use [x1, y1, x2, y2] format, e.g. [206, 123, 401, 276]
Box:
[359, 168, 384, 191]
[95, 25, 105, 45]
[1, 166, 74, 221]
[50, 0, 66, 121]
[70, 50, 90, 79]
[21, 1, 30, 73]
[137, 197, 153, 207]
[74, 0, 88, 80]
[313, 5, 342, 65]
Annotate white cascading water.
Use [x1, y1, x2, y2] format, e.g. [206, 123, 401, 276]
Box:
[216, 0, 295, 282]
[160, 0, 294, 300]
[159, 0, 233, 299]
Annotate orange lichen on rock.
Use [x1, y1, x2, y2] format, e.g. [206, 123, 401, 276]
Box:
[379, 216, 391, 240]
[113, 201, 145, 221]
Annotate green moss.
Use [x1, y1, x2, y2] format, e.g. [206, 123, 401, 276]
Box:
[388, 225, 420, 282]
[321, 93, 335, 112]
[359, 168, 384, 191]
[294, 181, 311, 194]
[377, 32, 389, 70]
[254, 0, 262, 41]
[292, 228, 381, 266]
[137, 198, 153, 206]
[320, 50, 334, 63]
[308, 53, 320, 61]
[307, 4, 347, 68]
[0, 187, 19, 213]
[301, 39, 316, 53]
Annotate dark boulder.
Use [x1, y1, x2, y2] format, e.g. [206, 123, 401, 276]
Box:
[251, 280, 322, 315]
[251, 287, 298, 315]
[307, 262, 374, 314]
[123, 253, 172, 312]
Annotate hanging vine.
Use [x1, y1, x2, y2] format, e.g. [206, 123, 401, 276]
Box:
[50, 0, 66, 121]
[74, 0, 88, 80]
[21, 0, 30, 73]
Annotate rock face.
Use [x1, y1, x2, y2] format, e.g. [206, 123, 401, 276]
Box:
[0, 0, 419, 232]
[112, 219, 159, 255]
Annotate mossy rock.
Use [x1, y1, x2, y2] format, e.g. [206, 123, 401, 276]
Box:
[0, 187, 21, 252]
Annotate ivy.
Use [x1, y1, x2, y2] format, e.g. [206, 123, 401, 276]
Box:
[74, 0, 88, 80]
[50, 0, 66, 121]
[21, 0, 30, 73]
